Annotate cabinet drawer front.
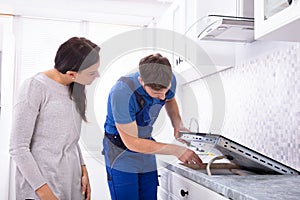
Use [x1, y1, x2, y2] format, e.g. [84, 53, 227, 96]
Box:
[158, 168, 170, 190]
[158, 187, 169, 200]
[169, 172, 227, 200]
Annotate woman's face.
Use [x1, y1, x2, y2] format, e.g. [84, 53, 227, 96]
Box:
[75, 60, 100, 85]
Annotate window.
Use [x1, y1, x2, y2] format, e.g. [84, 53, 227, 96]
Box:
[15, 17, 82, 88]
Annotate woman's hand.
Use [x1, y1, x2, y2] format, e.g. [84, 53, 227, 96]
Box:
[36, 184, 58, 200]
[81, 165, 91, 200]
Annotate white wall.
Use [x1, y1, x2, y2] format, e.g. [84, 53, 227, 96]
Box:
[0, 15, 15, 200]
[0, 50, 2, 108]
[0, 15, 142, 200]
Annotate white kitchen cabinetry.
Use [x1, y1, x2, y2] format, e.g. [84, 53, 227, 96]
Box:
[155, 0, 184, 32]
[255, 0, 300, 42]
[158, 168, 169, 200]
[158, 168, 228, 200]
[157, 0, 238, 36]
[155, 0, 240, 69]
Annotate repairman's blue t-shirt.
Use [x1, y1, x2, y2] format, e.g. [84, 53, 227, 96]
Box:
[104, 72, 176, 137]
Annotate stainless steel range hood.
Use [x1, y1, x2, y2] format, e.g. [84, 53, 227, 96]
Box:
[182, 0, 255, 67]
[197, 15, 254, 43]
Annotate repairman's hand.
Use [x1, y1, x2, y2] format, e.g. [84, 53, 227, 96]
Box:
[174, 126, 191, 144]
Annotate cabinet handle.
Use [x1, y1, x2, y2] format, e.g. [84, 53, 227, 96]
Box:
[180, 189, 189, 197]
[176, 57, 183, 65]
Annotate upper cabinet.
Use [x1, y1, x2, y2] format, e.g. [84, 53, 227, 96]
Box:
[255, 0, 300, 42]
[155, 0, 249, 69]
[154, 0, 186, 33]
[156, 0, 238, 35]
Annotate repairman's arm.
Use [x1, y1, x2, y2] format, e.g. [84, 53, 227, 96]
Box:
[164, 97, 190, 140]
[116, 121, 202, 166]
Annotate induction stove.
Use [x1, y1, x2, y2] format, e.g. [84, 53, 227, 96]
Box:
[180, 132, 300, 175]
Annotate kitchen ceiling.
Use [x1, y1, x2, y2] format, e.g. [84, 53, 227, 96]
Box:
[0, 0, 174, 26]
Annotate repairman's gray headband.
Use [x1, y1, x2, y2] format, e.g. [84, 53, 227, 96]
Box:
[139, 63, 172, 88]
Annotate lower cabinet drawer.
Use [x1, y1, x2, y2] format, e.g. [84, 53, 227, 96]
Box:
[158, 187, 169, 200]
[169, 171, 228, 200]
[158, 167, 170, 191]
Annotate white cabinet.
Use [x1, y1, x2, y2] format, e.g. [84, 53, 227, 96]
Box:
[158, 168, 170, 200]
[255, 0, 300, 42]
[157, 0, 238, 35]
[155, 0, 185, 33]
[156, 0, 242, 68]
[158, 168, 228, 200]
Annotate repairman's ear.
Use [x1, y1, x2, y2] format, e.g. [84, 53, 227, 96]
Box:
[138, 76, 144, 85]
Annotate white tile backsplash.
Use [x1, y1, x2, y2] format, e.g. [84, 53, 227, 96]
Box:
[194, 42, 300, 171]
[225, 42, 300, 171]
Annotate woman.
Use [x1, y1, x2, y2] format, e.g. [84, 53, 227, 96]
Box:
[9, 37, 100, 200]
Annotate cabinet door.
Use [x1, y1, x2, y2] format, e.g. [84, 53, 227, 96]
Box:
[158, 187, 169, 200]
[158, 167, 170, 191]
[255, 0, 300, 42]
[158, 168, 179, 200]
[168, 171, 228, 200]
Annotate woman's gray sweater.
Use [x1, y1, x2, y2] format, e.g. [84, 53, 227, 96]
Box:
[9, 73, 85, 200]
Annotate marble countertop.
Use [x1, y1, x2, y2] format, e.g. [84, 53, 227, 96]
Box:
[158, 160, 300, 200]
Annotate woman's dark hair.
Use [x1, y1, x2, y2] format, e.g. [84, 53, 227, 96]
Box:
[54, 37, 100, 122]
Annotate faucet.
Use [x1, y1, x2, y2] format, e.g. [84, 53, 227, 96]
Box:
[188, 117, 199, 132]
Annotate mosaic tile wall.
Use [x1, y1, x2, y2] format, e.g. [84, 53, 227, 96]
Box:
[217, 42, 300, 171]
